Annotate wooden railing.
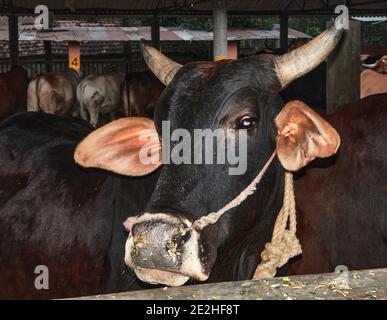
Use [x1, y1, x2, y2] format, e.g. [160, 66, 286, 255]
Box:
[0, 54, 147, 78]
[69, 268, 387, 300]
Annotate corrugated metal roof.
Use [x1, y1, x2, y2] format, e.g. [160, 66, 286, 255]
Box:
[0, 26, 311, 42]
[0, 40, 126, 58]
[352, 16, 387, 22]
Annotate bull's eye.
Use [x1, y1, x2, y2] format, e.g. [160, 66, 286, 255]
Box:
[235, 115, 258, 132]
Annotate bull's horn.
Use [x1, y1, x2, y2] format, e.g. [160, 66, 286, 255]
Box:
[362, 62, 379, 69]
[274, 24, 344, 87]
[141, 42, 182, 86]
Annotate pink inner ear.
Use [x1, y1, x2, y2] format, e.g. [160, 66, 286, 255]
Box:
[74, 117, 163, 177]
[275, 100, 341, 172]
[123, 216, 138, 232]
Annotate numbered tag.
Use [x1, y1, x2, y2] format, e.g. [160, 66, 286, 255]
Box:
[70, 57, 79, 67]
[68, 41, 80, 74]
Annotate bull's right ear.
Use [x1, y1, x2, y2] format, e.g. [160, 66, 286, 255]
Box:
[74, 117, 162, 176]
[275, 101, 340, 171]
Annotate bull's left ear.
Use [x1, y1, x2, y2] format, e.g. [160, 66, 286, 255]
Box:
[275, 101, 340, 171]
[74, 117, 162, 176]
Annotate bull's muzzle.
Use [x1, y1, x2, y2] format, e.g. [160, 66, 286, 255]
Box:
[124, 213, 209, 286]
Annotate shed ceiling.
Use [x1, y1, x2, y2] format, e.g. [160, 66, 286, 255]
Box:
[2, 0, 387, 15]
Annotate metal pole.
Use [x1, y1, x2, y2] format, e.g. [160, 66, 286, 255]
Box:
[151, 11, 160, 50]
[8, 9, 19, 68]
[123, 41, 132, 73]
[213, 0, 228, 61]
[280, 15, 289, 52]
[44, 41, 52, 72]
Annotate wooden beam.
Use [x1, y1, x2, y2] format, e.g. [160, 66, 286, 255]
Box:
[44, 41, 52, 73]
[70, 268, 387, 300]
[2, 8, 387, 16]
[151, 11, 160, 50]
[326, 20, 361, 114]
[123, 41, 132, 73]
[280, 15, 289, 52]
[213, 0, 228, 61]
[68, 41, 81, 75]
[8, 13, 19, 68]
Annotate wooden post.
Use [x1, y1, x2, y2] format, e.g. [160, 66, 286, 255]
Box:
[68, 41, 81, 75]
[44, 41, 52, 73]
[151, 12, 160, 50]
[70, 268, 387, 300]
[123, 41, 132, 73]
[213, 0, 228, 61]
[326, 20, 361, 114]
[207, 41, 212, 60]
[280, 15, 289, 52]
[8, 13, 19, 68]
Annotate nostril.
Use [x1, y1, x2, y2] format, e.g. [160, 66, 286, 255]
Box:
[165, 226, 190, 257]
[165, 239, 180, 258]
[131, 234, 147, 257]
[181, 230, 191, 244]
[129, 217, 191, 260]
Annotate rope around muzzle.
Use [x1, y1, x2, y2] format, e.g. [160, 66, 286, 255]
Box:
[190, 151, 302, 280]
[191, 151, 277, 231]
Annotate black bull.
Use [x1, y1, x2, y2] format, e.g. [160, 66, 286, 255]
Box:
[0, 31, 387, 299]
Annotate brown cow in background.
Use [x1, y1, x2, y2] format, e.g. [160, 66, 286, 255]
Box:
[27, 69, 79, 116]
[121, 71, 164, 118]
[360, 69, 387, 98]
[361, 54, 387, 74]
[0, 66, 28, 120]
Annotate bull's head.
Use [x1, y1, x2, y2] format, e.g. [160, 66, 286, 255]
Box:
[380, 56, 387, 74]
[74, 25, 342, 286]
[362, 55, 387, 74]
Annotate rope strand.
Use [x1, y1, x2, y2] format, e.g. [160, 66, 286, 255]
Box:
[190, 151, 302, 280]
[191, 150, 277, 231]
[253, 171, 302, 280]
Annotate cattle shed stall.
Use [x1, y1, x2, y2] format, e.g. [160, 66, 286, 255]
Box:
[0, 19, 312, 78]
[0, 0, 386, 301]
[72, 268, 387, 300]
[1, 1, 386, 114]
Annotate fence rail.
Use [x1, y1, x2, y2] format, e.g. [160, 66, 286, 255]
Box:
[0, 54, 147, 78]
[69, 268, 387, 300]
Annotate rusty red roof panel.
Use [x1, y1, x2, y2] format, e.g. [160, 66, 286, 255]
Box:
[0, 26, 311, 42]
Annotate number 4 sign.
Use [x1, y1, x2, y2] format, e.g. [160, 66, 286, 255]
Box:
[68, 41, 80, 74]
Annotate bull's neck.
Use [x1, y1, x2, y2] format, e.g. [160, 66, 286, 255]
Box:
[102, 173, 161, 293]
[210, 159, 285, 282]
[247, 159, 285, 278]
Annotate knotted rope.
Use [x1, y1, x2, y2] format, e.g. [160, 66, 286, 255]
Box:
[191, 151, 277, 231]
[190, 152, 302, 280]
[253, 171, 302, 279]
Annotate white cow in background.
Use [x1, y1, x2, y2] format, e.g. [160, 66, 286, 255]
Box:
[76, 72, 126, 127]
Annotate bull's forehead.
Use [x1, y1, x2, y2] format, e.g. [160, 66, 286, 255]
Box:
[154, 57, 280, 133]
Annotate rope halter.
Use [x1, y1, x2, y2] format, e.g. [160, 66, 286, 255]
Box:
[189, 150, 302, 280]
[191, 151, 277, 231]
[253, 171, 302, 279]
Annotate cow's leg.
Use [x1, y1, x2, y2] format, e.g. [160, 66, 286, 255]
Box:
[122, 81, 130, 117]
[27, 78, 40, 112]
[80, 103, 89, 122]
[72, 106, 80, 118]
[110, 111, 117, 122]
[89, 111, 99, 128]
